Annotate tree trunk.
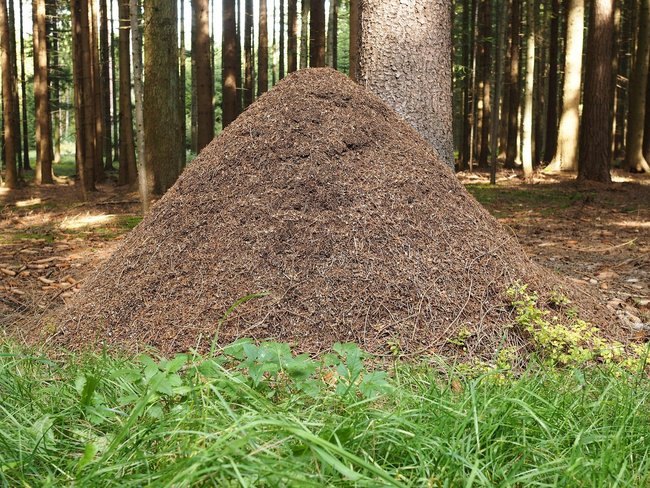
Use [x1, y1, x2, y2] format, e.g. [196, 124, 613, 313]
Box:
[244, 0, 254, 107]
[258, 0, 269, 93]
[110, 0, 119, 163]
[90, 0, 105, 182]
[179, 0, 186, 166]
[131, 0, 148, 210]
[287, 0, 297, 72]
[355, 0, 454, 168]
[33, 0, 54, 184]
[100, 0, 113, 170]
[18, 0, 29, 170]
[543, 0, 560, 162]
[194, 0, 214, 151]
[624, 0, 650, 173]
[326, 0, 338, 69]
[548, 0, 584, 171]
[490, 0, 507, 184]
[309, 0, 325, 66]
[118, 0, 137, 186]
[235, 0, 242, 111]
[0, 0, 17, 188]
[476, 0, 491, 169]
[7, 0, 21, 178]
[578, 0, 615, 183]
[300, 0, 309, 69]
[644, 60, 650, 162]
[521, 0, 535, 180]
[458, 0, 474, 170]
[505, 0, 521, 168]
[222, 0, 238, 127]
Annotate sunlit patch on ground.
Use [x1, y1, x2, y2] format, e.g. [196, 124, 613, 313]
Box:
[14, 198, 43, 208]
[59, 213, 116, 230]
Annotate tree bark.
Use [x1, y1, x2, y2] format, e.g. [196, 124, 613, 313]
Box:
[33, 0, 54, 184]
[90, 0, 105, 182]
[100, 0, 112, 170]
[349, 0, 359, 81]
[543, 0, 560, 162]
[309, 0, 325, 66]
[326, 0, 338, 69]
[0, 0, 17, 188]
[624, 0, 650, 173]
[458, 0, 474, 170]
[300, 0, 309, 69]
[548, 0, 584, 171]
[505, 0, 521, 168]
[194, 0, 214, 151]
[259, 0, 269, 93]
[521, 0, 535, 180]
[222, 0, 238, 127]
[18, 0, 29, 170]
[118, 0, 137, 186]
[578, 0, 615, 183]
[243, 0, 254, 107]
[130, 0, 147, 211]
[490, 0, 507, 184]
[287, 0, 297, 72]
[476, 0, 491, 169]
[355, 0, 454, 168]
[179, 0, 186, 166]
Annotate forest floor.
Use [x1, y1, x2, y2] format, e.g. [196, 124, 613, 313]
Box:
[1, 168, 648, 336]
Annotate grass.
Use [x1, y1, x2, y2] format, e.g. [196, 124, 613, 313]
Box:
[1, 340, 649, 487]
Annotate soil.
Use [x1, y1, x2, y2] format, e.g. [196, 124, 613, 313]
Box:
[1, 68, 646, 359]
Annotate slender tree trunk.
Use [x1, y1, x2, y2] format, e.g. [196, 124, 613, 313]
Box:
[271, 0, 277, 84]
[258, 0, 269, 94]
[18, 0, 29, 170]
[243, 0, 254, 107]
[644, 60, 650, 162]
[543, 0, 560, 162]
[300, 0, 310, 69]
[615, 0, 631, 157]
[459, 0, 473, 170]
[194, 0, 214, 151]
[0, 0, 17, 188]
[118, 0, 137, 186]
[624, 0, 650, 173]
[48, 0, 61, 166]
[578, 0, 615, 183]
[548, 0, 584, 171]
[90, 0, 105, 181]
[7, 0, 21, 178]
[222, 0, 238, 127]
[110, 0, 119, 163]
[505, 0, 521, 168]
[33, 0, 54, 184]
[356, 0, 454, 168]
[521, 0, 535, 180]
[130, 0, 147, 210]
[100, 0, 112, 170]
[326, 0, 338, 68]
[477, 0, 491, 169]
[309, 0, 324, 66]
[279, 0, 285, 77]
[490, 0, 507, 184]
[235, 0, 242, 111]
[179, 0, 186, 166]
[287, 0, 297, 72]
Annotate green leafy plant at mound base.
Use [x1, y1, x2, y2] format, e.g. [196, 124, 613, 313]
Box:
[507, 281, 649, 371]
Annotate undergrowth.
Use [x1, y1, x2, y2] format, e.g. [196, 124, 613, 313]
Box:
[2, 336, 650, 487]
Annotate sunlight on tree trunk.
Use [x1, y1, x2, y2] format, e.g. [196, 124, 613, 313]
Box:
[521, 0, 535, 181]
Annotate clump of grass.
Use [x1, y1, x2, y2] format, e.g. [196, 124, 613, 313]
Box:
[1, 341, 649, 486]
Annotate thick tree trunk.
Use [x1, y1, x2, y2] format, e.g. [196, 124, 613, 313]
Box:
[300, 0, 309, 69]
[548, 0, 584, 172]
[222, 0, 238, 127]
[259, 0, 269, 93]
[244, 0, 254, 107]
[543, 0, 560, 163]
[235, 0, 243, 111]
[505, 0, 521, 168]
[578, 0, 615, 183]
[33, 0, 54, 184]
[309, 0, 325, 66]
[645, 62, 650, 162]
[194, 0, 214, 151]
[355, 0, 454, 168]
[521, 0, 535, 180]
[287, 0, 297, 72]
[0, 0, 17, 188]
[624, 0, 650, 173]
[130, 0, 147, 210]
[100, 0, 112, 170]
[118, 0, 137, 186]
[326, 0, 338, 69]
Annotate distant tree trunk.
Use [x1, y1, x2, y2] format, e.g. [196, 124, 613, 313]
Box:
[235, 0, 243, 111]
[549, 0, 584, 171]
[578, 0, 615, 183]
[118, 0, 137, 186]
[18, 0, 29, 170]
[100, 0, 112, 170]
[300, 0, 309, 69]
[614, 0, 632, 157]
[476, 0, 491, 169]
[110, 0, 119, 163]
[645, 62, 650, 162]
[543, 0, 560, 162]
[287, 0, 297, 72]
[194, 0, 214, 151]
[490, 0, 507, 184]
[279, 0, 285, 77]
[179, 0, 186, 166]
[349, 0, 359, 80]
[624, 0, 650, 173]
[326, 0, 338, 68]
[258, 0, 269, 94]
[131, 0, 148, 210]
[271, 0, 277, 84]
[355, 0, 454, 168]
[33, 0, 54, 184]
[7, 0, 21, 177]
[90, 0, 105, 182]
[505, 0, 521, 168]
[458, 0, 474, 170]
[144, 0, 181, 194]
[243, 0, 254, 107]
[0, 0, 17, 188]
[222, 0, 238, 127]
[309, 0, 325, 66]
[521, 0, 535, 180]
[71, 0, 97, 196]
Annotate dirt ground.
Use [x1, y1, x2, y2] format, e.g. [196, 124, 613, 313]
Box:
[1, 168, 648, 342]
